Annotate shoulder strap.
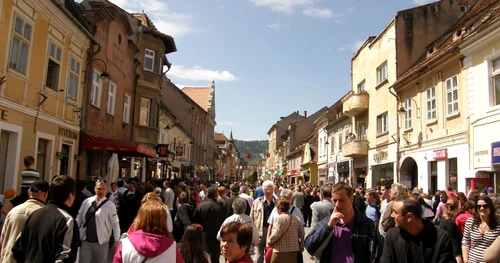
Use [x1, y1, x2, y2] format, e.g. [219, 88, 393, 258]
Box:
[141, 256, 148, 263]
[83, 199, 109, 228]
[269, 215, 293, 247]
[291, 206, 295, 214]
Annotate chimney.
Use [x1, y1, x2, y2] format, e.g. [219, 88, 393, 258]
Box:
[304, 111, 307, 118]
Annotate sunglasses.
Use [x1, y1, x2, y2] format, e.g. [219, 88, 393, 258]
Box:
[476, 204, 489, 209]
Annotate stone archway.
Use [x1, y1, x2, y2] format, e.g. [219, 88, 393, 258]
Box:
[400, 157, 418, 190]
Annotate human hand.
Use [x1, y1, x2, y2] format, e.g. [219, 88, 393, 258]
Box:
[113, 242, 119, 252]
[328, 211, 344, 228]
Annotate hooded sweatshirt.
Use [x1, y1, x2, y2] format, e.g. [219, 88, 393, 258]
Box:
[113, 230, 182, 263]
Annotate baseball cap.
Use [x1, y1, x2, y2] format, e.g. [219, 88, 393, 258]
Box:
[155, 187, 162, 196]
[487, 187, 494, 193]
[230, 185, 240, 193]
[29, 180, 50, 193]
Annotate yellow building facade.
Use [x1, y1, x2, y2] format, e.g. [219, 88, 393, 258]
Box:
[0, 0, 92, 192]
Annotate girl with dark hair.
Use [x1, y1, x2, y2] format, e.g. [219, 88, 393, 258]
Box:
[180, 224, 211, 263]
[462, 196, 500, 263]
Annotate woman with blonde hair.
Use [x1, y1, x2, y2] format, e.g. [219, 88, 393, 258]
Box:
[113, 201, 182, 263]
[438, 197, 463, 263]
[126, 192, 173, 234]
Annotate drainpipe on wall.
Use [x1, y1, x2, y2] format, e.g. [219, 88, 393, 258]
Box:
[389, 86, 401, 184]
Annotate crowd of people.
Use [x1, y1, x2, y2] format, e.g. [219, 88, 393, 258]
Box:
[0, 155, 499, 263]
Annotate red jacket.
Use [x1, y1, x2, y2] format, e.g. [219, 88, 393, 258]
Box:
[228, 254, 253, 263]
[455, 211, 473, 235]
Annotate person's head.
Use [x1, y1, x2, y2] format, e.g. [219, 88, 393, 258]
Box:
[163, 180, 170, 189]
[391, 197, 422, 230]
[50, 176, 76, 207]
[440, 190, 448, 203]
[474, 196, 497, 228]
[380, 182, 391, 200]
[280, 189, 293, 203]
[295, 185, 302, 192]
[390, 183, 408, 201]
[180, 224, 207, 263]
[128, 181, 137, 192]
[273, 184, 280, 193]
[94, 180, 107, 198]
[230, 185, 240, 197]
[262, 180, 274, 199]
[178, 191, 189, 205]
[110, 182, 117, 192]
[275, 197, 290, 214]
[332, 182, 354, 215]
[444, 198, 461, 219]
[207, 185, 219, 200]
[239, 185, 249, 195]
[200, 181, 207, 191]
[141, 192, 162, 205]
[463, 200, 475, 213]
[117, 180, 124, 188]
[220, 222, 253, 262]
[133, 200, 169, 235]
[23, 155, 35, 169]
[365, 190, 379, 204]
[218, 186, 227, 198]
[232, 197, 247, 215]
[28, 179, 50, 202]
[320, 185, 332, 199]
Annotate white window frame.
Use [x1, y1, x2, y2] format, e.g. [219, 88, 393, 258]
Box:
[140, 97, 151, 126]
[377, 112, 388, 135]
[319, 138, 323, 156]
[491, 58, 500, 107]
[45, 41, 63, 91]
[377, 62, 388, 84]
[123, 94, 131, 124]
[357, 79, 366, 92]
[9, 15, 32, 75]
[404, 98, 412, 130]
[426, 86, 437, 123]
[144, 49, 155, 71]
[66, 56, 81, 101]
[323, 136, 327, 156]
[107, 82, 116, 115]
[90, 70, 102, 107]
[358, 122, 367, 139]
[445, 75, 459, 116]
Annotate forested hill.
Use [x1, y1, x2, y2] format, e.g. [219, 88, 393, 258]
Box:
[234, 140, 268, 155]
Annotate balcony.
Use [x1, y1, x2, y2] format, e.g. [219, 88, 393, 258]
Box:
[344, 92, 369, 117]
[343, 140, 369, 158]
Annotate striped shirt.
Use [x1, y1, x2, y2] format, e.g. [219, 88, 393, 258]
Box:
[20, 169, 41, 189]
[462, 217, 500, 263]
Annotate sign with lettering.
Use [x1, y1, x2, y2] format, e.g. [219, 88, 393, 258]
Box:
[373, 150, 388, 164]
[492, 141, 500, 165]
[474, 150, 488, 156]
[0, 108, 8, 121]
[58, 127, 78, 140]
[433, 149, 448, 160]
[175, 146, 184, 156]
[156, 144, 169, 157]
[62, 138, 74, 145]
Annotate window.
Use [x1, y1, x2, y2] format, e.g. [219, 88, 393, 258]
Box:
[123, 94, 131, 123]
[36, 139, 48, 180]
[446, 75, 459, 115]
[144, 49, 155, 71]
[358, 122, 366, 139]
[426, 87, 437, 122]
[357, 80, 366, 92]
[140, 97, 151, 126]
[319, 138, 323, 156]
[107, 82, 116, 115]
[9, 16, 32, 74]
[90, 71, 102, 107]
[377, 112, 388, 134]
[492, 58, 500, 106]
[66, 57, 81, 101]
[448, 158, 458, 190]
[338, 133, 342, 151]
[45, 42, 62, 91]
[323, 136, 327, 156]
[404, 98, 412, 130]
[377, 62, 388, 84]
[330, 136, 335, 152]
[459, 6, 468, 13]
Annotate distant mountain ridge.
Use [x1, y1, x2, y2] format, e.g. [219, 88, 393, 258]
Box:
[234, 139, 268, 156]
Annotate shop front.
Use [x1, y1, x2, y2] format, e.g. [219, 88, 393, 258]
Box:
[368, 147, 396, 189]
[336, 160, 350, 184]
[0, 104, 80, 192]
[318, 165, 327, 186]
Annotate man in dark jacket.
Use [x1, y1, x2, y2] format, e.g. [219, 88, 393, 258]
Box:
[12, 175, 80, 263]
[173, 191, 193, 243]
[380, 198, 455, 263]
[193, 185, 226, 263]
[305, 182, 378, 263]
[224, 184, 250, 218]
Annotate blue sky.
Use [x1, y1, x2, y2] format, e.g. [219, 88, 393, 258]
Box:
[111, 0, 435, 140]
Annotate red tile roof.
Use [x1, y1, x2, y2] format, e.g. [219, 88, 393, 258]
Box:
[181, 87, 211, 112]
[214, 132, 228, 143]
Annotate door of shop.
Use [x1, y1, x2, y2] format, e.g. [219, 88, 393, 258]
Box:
[0, 132, 9, 192]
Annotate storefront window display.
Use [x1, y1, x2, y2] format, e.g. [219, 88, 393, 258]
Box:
[448, 158, 458, 190]
[372, 163, 394, 188]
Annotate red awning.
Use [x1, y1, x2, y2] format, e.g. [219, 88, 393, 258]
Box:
[83, 135, 157, 158]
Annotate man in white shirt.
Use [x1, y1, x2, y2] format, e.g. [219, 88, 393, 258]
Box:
[163, 180, 175, 218]
[199, 181, 208, 202]
[77, 180, 120, 263]
[239, 185, 254, 208]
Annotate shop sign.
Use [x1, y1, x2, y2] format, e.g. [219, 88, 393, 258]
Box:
[62, 138, 73, 145]
[373, 150, 388, 164]
[156, 144, 169, 157]
[0, 108, 8, 121]
[492, 141, 500, 165]
[175, 146, 184, 156]
[433, 149, 448, 160]
[474, 150, 488, 156]
[58, 127, 78, 140]
[337, 161, 350, 173]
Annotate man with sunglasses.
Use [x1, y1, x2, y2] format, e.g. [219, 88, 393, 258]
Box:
[380, 197, 455, 263]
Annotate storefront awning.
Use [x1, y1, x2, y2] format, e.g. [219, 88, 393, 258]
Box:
[83, 135, 157, 158]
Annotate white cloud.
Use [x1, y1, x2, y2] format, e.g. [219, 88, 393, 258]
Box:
[337, 40, 364, 52]
[413, 0, 435, 5]
[167, 65, 239, 82]
[266, 23, 290, 30]
[302, 7, 333, 19]
[108, 0, 197, 38]
[249, 0, 314, 14]
[218, 121, 238, 126]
